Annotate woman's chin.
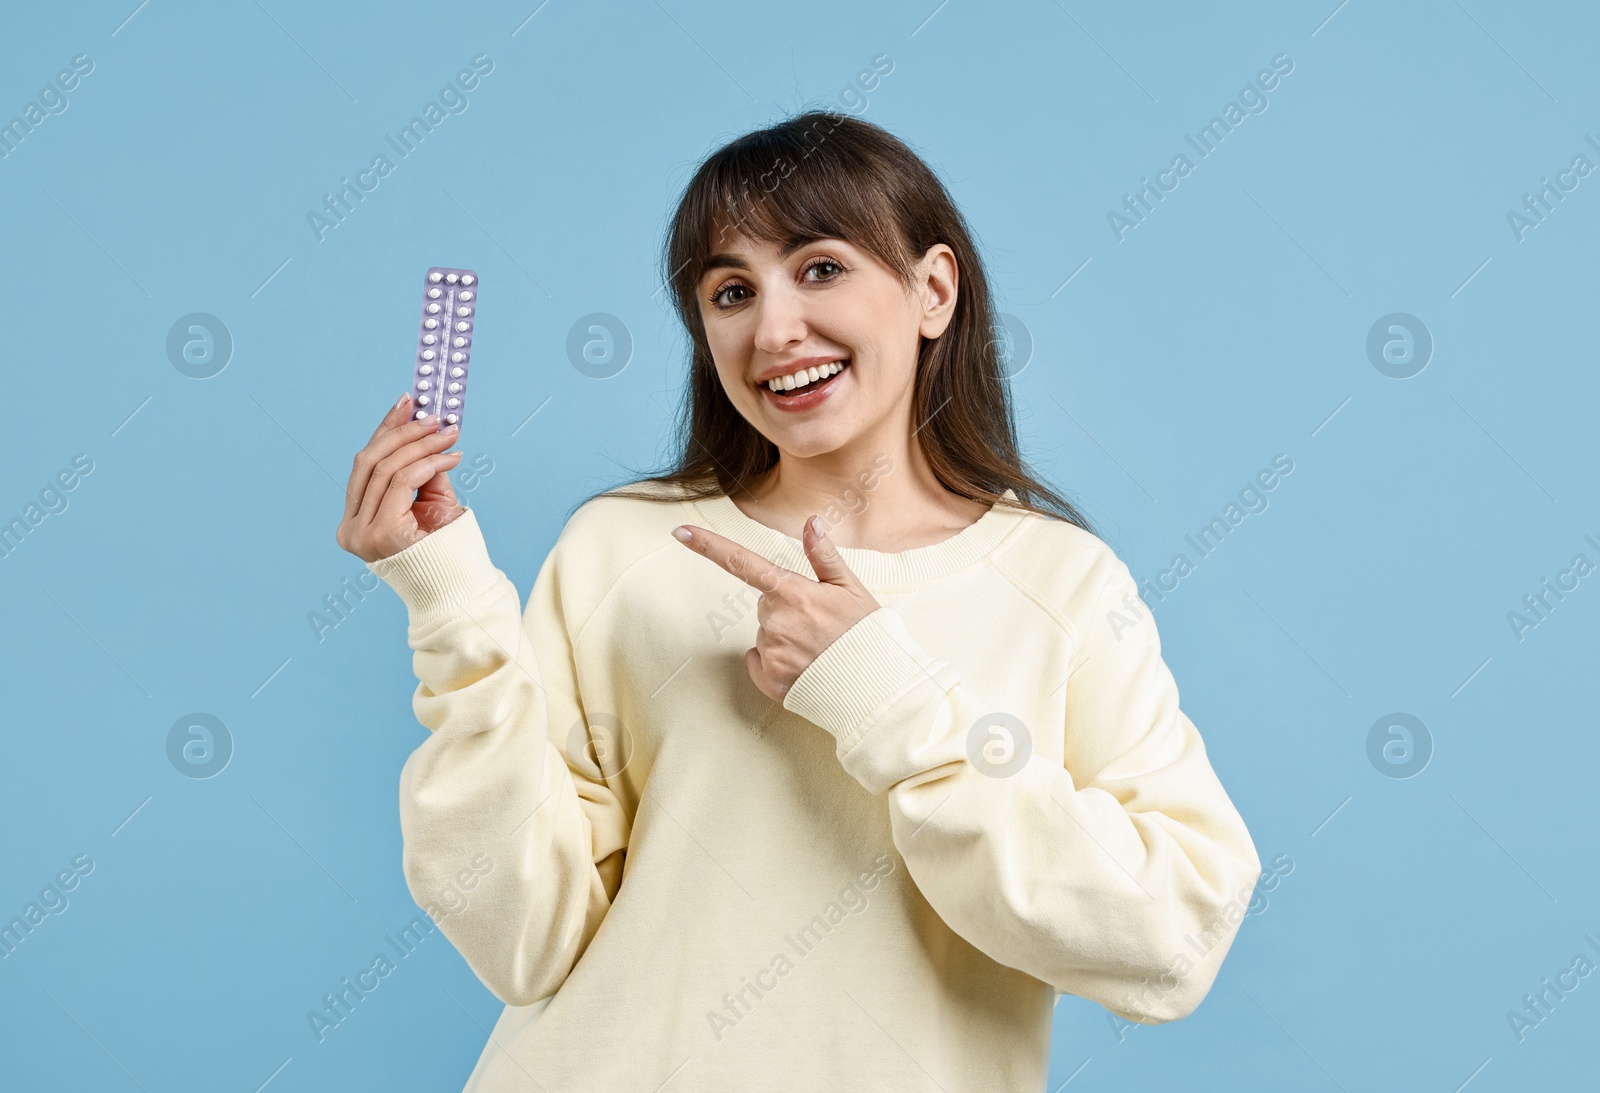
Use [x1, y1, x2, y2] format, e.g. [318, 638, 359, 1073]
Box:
[764, 423, 863, 461]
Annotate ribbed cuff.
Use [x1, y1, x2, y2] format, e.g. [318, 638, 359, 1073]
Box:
[365, 508, 502, 621]
[782, 606, 941, 746]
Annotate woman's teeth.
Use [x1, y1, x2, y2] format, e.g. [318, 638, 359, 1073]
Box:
[767, 360, 847, 392]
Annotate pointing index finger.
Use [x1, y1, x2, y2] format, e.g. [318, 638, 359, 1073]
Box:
[672, 524, 791, 592]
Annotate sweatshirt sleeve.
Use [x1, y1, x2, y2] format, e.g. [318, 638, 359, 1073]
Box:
[366, 507, 631, 1007]
[780, 545, 1262, 1024]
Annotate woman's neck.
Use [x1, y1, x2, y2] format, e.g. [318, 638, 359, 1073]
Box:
[729, 455, 992, 553]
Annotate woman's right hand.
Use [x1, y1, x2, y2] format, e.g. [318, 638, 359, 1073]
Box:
[336, 394, 466, 563]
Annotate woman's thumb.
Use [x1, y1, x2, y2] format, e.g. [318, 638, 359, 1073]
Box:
[802, 516, 862, 589]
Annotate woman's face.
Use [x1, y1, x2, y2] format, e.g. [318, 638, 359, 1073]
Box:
[695, 233, 957, 465]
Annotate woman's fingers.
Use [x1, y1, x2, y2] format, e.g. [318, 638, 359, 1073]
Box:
[337, 395, 471, 562]
[365, 392, 413, 447]
[373, 449, 464, 545]
[410, 472, 464, 538]
[344, 395, 417, 523]
[354, 424, 459, 531]
[744, 645, 769, 698]
[673, 524, 790, 593]
[345, 422, 425, 529]
[412, 462, 463, 531]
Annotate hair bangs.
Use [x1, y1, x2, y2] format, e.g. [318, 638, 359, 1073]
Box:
[669, 115, 917, 311]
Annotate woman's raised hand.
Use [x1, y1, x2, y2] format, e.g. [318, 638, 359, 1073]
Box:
[336, 393, 466, 563]
[672, 516, 880, 702]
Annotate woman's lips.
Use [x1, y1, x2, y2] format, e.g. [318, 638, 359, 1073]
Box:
[759, 362, 849, 412]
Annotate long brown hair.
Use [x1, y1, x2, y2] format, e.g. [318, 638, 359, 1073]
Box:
[578, 109, 1095, 536]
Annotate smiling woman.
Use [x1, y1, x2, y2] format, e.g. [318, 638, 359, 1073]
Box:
[596, 109, 1091, 541]
[339, 110, 1262, 1093]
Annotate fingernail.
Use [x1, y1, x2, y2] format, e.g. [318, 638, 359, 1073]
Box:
[671, 526, 692, 543]
[395, 392, 410, 410]
[807, 516, 822, 538]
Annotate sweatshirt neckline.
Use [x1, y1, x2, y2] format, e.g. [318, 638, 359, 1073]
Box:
[688, 488, 1030, 590]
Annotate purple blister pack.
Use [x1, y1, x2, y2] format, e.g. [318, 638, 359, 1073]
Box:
[410, 266, 478, 431]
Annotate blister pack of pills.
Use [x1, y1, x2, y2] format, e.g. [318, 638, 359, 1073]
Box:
[410, 267, 478, 430]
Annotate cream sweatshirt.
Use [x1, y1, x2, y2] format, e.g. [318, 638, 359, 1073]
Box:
[366, 483, 1262, 1093]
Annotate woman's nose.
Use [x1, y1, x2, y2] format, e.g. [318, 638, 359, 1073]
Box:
[751, 287, 808, 355]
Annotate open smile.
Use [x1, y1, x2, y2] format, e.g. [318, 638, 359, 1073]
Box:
[758, 359, 850, 412]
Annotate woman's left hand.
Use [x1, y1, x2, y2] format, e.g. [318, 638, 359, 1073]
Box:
[672, 516, 880, 702]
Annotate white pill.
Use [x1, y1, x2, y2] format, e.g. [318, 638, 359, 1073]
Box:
[456, 321, 470, 332]
[419, 363, 433, 375]
[445, 397, 459, 409]
[461, 274, 474, 285]
[428, 287, 441, 299]
[445, 412, 459, 424]
[447, 382, 461, 393]
[429, 271, 443, 283]
[417, 393, 431, 406]
[450, 366, 464, 378]
[458, 306, 472, 317]
[427, 303, 440, 314]
[417, 379, 431, 390]
[445, 273, 459, 284]
[451, 351, 465, 363]
[414, 409, 429, 419]
[422, 333, 436, 345]
[424, 318, 438, 329]
[459, 290, 473, 301]
[421, 349, 435, 360]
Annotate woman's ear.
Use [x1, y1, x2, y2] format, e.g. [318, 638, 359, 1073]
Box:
[916, 244, 959, 339]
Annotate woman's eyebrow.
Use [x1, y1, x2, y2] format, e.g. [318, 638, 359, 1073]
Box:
[702, 252, 752, 276]
[699, 236, 835, 282]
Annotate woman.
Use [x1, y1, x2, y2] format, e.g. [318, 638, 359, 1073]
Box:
[336, 111, 1261, 1093]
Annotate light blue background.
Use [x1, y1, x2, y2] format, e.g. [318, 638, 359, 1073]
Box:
[2, 1, 1596, 1089]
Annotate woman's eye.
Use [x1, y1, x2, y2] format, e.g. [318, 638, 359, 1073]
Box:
[709, 259, 842, 308]
[709, 283, 749, 308]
